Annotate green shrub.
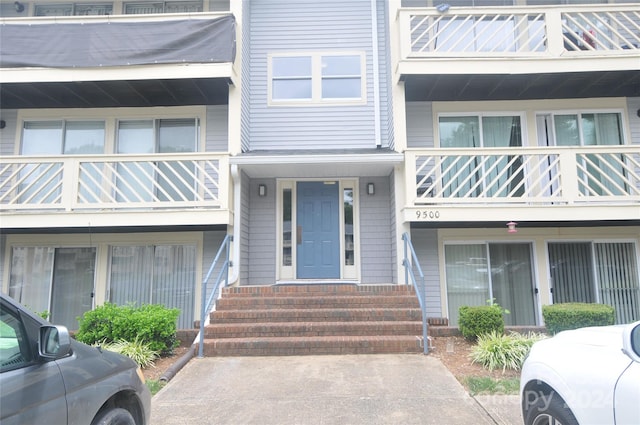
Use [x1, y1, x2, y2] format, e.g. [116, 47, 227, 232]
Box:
[96, 337, 158, 368]
[542, 303, 615, 335]
[470, 331, 547, 372]
[459, 304, 505, 341]
[76, 303, 180, 354]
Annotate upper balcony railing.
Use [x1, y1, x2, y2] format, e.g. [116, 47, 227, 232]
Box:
[398, 4, 640, 61]
[0, 153, 229, 213]
[406, 146, 640, 208]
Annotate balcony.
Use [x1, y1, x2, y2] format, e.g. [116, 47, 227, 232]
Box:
[0, 12, 236, 108]
[0, 153, 230, 229]
[404, 146, 640, 223]
[396, 4, 640, 101]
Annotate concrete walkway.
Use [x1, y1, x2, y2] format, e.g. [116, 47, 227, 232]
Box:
[151, 354, 522, 425]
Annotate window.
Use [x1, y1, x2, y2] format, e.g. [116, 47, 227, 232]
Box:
[0, 303, 32, 372]
[548, 241, 639, 324]
[20, 120, 105, 204]
[270, 53, 364, 104]
[538, 111, 627, 196]
[109, 244, 196, 328]
[124, 1, 202, 14]
[116, 118, 198, 202]
[445, 243, 537, 326]
[8, 247, 96, 330]
[34, 3, 113, 16]
[438, 114, 524, 197]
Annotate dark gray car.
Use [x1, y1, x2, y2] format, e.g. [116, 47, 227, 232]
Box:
[0, 293, 151, 425]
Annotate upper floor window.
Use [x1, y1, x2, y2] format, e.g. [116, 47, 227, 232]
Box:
[438, 114, 523, 148]
[124, 1, 202, 14]
[34, 3, 113, 16]
[21, 120, 106, 155]
[270, 52, 365, 105]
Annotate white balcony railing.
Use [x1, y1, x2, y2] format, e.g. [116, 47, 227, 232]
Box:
[406, 146, 640, 206]
[0, 153, 229, 212]
[398, 4, 640, 59]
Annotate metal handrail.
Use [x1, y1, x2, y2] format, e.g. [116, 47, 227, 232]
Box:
[402, 232, 429, 355]
[197, 234, 232, 358]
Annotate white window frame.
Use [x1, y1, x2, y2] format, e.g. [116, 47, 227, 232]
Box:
[534, 109, 628, 147]
[268, 52, 367, 106]
[16, 106, 206, 155]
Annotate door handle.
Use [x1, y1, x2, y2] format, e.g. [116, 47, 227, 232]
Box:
[297, 226, 302, 245]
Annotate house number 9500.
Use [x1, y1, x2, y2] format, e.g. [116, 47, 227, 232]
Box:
[416, 210, 440, 220]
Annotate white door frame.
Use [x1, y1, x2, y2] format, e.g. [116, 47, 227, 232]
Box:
[276, 178, 360, 282]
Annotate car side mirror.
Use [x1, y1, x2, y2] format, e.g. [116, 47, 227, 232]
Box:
[39, 325, 71, 359]
[622, 321, 640, 363]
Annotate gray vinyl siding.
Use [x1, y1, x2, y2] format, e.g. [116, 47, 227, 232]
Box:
[409, 228, 442, 318]
[245, 0, 389, 150]
[240, 0, 251, 152]
[205, 105, 229, 152]
[377, 0, 394, 150]
[359, 176, 394, 284]
[406, 102, 434, 148]
[247, 178, 277, 285]
[0, 110, 18, 156]
[389, 171, 398, 283]
[239, 171, 250, 283]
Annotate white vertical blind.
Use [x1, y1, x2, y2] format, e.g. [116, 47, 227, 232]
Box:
[548, 242, 596, 303]
[8, 247, 55, 314]
[549, 241, 639, 324]
[445, 244, 489, 325]
[595, 242, 640, 324]
[109, 244, 196, 329]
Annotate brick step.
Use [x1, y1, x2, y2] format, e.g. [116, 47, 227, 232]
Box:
[198, 335, 424, 356]
[210, 307, 422, 323]
[216, 295, 419, 310]
[222, 284, 416, 298]
[204, 321, 423, 338]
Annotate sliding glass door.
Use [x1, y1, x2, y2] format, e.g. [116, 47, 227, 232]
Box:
[9, 247, 96, 330]
[445, 242, 536, 326]
[109, 244, 196, 329]
[549, 241, 639, 324]
[439, 115, 523, 198]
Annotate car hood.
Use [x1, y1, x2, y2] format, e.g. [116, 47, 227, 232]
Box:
[550, 324, 627, 349]
[56, 339, 141, 392]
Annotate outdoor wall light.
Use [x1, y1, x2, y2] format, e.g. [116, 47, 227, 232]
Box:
[436, 3, 450, 13]
[258, 184, 267, 197]
[507, 221, 518, 234]
[367, 183, 375, 196]
[14, 1, 25, 12]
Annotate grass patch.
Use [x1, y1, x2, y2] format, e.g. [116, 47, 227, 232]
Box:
[465, 376, 520, 396]
[146, 379, 165, 396]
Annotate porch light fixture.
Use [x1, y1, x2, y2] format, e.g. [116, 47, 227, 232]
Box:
[507, 221, 518, 234]
[436, 3, 450, 13]
[258, 184, 267, 197]
[367, 183, 375, 196]
[14, 1, 24, 12]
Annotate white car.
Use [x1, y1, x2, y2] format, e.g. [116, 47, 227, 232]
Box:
[520, 321, 640, 425]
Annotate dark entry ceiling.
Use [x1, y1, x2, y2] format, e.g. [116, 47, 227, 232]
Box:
[0, 78, 231, 109]
[404, 70, 640, 102]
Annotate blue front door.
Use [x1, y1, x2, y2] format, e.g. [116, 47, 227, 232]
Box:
[297, 181, 340, 279]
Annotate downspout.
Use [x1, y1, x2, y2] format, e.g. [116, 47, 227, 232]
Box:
[370, 0, 382, 147]
[228, 164, 241, 285]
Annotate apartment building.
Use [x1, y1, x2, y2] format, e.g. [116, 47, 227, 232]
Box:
[1, 0, 638, 333]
